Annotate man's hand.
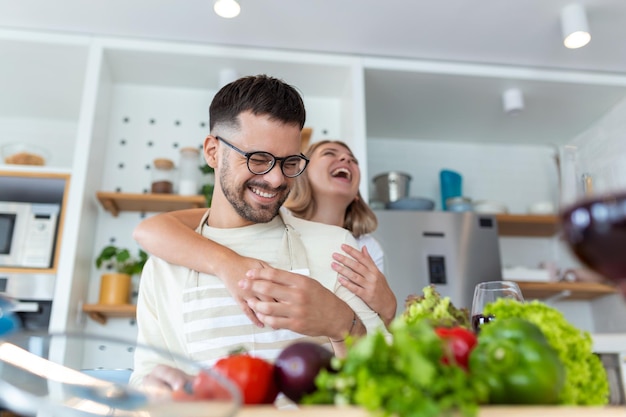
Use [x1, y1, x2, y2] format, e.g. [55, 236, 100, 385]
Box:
[239, 267, 358, 342]
[141, 364, 192, 399]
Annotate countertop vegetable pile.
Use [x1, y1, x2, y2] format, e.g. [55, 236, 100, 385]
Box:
[185, 285, 609, 416]
[302, 286, 609, 416]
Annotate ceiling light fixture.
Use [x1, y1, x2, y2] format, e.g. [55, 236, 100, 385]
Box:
[561, 4, 591, 49]
[214, 0, 240, 18]
[502, 88, 524, 116]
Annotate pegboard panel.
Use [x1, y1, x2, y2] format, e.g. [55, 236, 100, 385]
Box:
[80, 327, 137, 370]
[101, 84, 213, 194]
[301, 96, 343, 144]
[84, 84, 216, 363]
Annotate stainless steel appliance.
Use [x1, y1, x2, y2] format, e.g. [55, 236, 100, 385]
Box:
[373, 210, 502, 315]
[0, 201, 60, 268]
[0, 273, 55, 332]
[597, 352, 626, 405]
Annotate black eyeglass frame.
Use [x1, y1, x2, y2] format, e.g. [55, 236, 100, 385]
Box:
[215, 135, 309, 178]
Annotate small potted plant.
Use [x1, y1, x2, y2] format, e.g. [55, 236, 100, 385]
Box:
[95, 245, 148, 305]
[200, 163, 215, 207]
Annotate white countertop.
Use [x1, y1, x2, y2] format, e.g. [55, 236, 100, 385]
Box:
[592, 333, 626, 353]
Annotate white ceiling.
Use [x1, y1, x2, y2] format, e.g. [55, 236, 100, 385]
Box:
[2, 0, 626, 145]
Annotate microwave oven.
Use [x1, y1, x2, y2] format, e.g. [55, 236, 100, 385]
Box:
[0, 202, 60, 269]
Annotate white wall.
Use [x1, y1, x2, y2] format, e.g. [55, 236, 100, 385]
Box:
[569, 97, 626, 194]
[561, 97, 626, 334]
[366, 138, 559, 213]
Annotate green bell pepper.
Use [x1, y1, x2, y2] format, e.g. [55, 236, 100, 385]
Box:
[469, 317, 565, 405]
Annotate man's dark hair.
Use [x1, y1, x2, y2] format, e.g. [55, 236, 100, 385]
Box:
[209, 74, 306, 131]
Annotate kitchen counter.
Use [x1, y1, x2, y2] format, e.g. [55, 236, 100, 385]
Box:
[236, 406, 625, 416]
[593, 333, 626, 353]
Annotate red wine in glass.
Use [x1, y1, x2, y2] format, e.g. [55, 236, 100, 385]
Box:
[561, 191, 626, 295]
[471, 314, 495, 333]
[471, 281, 524, 334]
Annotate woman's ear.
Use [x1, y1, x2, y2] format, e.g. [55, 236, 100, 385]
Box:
[203, 135, 218, 169]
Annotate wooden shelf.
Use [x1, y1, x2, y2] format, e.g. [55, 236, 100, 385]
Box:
[0, 267, 56, 275]
[515, 281, 617, 301]
[496, 214, 559, 237]
[96, 191, 206, 217]
[82, 303, 136, 325]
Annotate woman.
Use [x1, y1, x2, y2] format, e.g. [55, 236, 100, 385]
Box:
[133, 140, 397, 326]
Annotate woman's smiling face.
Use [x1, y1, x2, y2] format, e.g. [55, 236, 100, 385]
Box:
[307, 142, 360, 201]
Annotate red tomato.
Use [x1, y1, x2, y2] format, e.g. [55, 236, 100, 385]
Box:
[435, 327, 477, 370]
[170, 371, 225, 402]
[210, 353, 278, 405]
[192, 370, 229, 400]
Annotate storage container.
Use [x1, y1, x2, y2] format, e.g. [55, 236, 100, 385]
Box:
[151, 158, 175, 194]
[178, 147, 201, 196]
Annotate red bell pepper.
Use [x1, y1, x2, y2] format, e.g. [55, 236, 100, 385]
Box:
[435, 327, 477, 370]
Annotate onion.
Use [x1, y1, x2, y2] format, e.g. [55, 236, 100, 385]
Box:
[274, 342, 334, 403]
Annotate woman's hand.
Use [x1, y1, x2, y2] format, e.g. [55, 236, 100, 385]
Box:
[331, 244, 397, 327]
[239, 266, 362, 357]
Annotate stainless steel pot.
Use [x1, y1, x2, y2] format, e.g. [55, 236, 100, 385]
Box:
[373, 171, 412, 203]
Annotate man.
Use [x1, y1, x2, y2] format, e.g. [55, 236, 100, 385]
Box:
[131, 75, 386, 388]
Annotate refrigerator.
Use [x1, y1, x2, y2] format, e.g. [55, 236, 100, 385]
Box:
[372, 210, 503, 316]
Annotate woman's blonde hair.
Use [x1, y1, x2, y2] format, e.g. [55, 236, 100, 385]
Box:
[284, 140, 378, 237]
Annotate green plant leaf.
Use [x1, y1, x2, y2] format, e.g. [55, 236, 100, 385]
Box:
[95, 245, 118, 268]
[116, 249, 131, 264]
[95, 246, 147, 276]
[199, 163, 214, 174]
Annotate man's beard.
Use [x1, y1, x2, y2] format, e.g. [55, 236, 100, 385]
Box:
[220, 159, 289, 223]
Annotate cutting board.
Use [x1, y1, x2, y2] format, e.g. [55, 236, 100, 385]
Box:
[236, 405, 624, 416]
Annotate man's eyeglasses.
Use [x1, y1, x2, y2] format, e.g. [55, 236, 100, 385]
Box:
[216, 136, 309, 178]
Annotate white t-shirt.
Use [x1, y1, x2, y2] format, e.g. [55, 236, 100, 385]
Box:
[356, 234, 385, 273]
[281, 207, 386, 273]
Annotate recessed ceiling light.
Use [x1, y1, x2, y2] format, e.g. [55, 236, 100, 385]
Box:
[214, 0, 240, 19]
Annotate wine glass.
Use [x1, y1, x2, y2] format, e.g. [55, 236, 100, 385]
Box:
[557, 143, 626, 298]
[560, 190, 626, 298]
[471, 281, 525, 333]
